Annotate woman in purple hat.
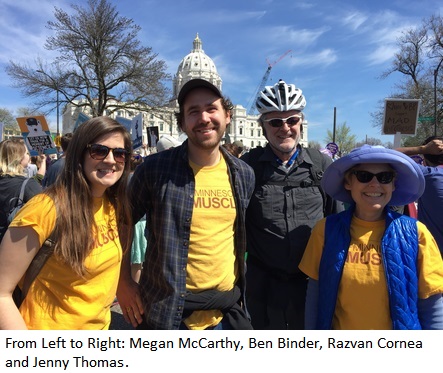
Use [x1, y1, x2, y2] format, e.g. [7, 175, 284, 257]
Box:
[299, 145, 443, 329]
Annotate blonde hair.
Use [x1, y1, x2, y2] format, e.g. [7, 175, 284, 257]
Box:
[0, 138, 27, 177]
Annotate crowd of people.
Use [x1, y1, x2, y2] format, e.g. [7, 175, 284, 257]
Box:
[0, 77, 442, 330]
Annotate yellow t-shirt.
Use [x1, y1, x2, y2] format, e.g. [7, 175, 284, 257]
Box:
[299, 216, 443, 330]
[10, 193, 122, 330]
[185, 156, 238, 329]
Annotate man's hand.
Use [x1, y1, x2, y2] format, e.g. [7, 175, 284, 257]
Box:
[423, 139, 443, 155]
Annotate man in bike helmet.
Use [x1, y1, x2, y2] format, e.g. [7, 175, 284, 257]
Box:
[241, 79, 343, 329]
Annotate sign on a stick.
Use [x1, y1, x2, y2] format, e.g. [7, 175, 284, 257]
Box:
[382, 99, 420, 135]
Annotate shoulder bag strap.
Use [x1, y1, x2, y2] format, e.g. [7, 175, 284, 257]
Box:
[20, 234, 56, 303]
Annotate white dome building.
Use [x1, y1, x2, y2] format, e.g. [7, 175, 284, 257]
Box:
[61, 34, 308, 150]
[173, 34, 222, 99]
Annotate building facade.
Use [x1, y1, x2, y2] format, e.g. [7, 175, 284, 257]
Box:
[61, 34, 308, 149]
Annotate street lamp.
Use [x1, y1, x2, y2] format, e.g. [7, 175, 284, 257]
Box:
[56, 89, 59, 135]
[433, 59, 443, 137]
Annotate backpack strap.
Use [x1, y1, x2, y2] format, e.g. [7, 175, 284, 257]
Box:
[244, 146, 327, 208]
[18, 178, 30, 202]
[304, 147, 327, 209]
[1, 178, 32, 239]
[304, 147, 325, 185]
[14, 233, 55, 308]
[9, 178, 31, 217]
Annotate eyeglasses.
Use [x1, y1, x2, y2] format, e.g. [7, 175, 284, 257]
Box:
[351, 170, 395, 184]
[263, 115, 303, 128]
[87, 144, 129, 163]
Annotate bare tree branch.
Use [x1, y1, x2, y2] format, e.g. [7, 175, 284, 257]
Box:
[375, 14, 443, 141]
[5, 0, 171, 118]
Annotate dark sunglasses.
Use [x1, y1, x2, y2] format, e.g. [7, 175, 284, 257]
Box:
[351, 170, 395, 184]
[87, 144, 129, 163]
[263, 115, 302, 128]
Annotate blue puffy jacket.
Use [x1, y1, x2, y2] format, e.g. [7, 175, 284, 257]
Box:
[317, 206, 421, 330]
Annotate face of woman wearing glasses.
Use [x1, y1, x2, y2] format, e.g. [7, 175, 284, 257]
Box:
[83, 131, 126, 198]
[261, 110, 302, 161]
[344, 163, 396, 221]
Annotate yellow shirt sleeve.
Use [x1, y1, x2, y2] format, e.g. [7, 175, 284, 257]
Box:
[417, 221, 443, 298]
[9, 193, 56, 246]
[298, 218, 326, 280]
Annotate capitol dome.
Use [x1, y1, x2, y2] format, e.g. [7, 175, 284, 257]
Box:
[173, 34, 222, 100]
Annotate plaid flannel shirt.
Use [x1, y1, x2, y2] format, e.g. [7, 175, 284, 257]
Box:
[129, 141, 255, 329]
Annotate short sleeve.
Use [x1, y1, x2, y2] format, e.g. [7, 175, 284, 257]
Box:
[299, 218, 327, 280]
[9, 193, 57, 247]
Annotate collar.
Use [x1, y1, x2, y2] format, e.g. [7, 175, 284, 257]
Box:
[276, 148, 299, 168]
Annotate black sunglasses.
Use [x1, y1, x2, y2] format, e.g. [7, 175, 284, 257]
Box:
[263, 115, 302, 128]
[87, 144, 129, 163]
[351, 170, 395, 184]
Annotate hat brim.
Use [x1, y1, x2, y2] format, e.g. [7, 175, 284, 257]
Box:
[177, 79, 222, 105]
[321, 146, 425, 206]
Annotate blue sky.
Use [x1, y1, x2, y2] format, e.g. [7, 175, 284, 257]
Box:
[0, 0, 442, 147]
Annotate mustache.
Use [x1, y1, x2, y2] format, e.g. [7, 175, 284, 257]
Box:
[194, 124, 216, 130]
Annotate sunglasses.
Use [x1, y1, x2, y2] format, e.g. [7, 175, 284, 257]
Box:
[263, 115, 303, 128]
[351, 170, 395, 184]
[87, 144, 129, 163]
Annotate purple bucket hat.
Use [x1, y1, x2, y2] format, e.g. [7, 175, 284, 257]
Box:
[321, 145, 425, 206]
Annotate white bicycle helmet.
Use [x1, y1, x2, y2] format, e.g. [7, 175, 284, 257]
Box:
[256, 79, 306, 114]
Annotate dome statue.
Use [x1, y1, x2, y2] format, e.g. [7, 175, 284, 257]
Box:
[173, 33, 222, 99]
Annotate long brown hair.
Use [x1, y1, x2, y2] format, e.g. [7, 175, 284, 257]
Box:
[45, 116, 133, 275]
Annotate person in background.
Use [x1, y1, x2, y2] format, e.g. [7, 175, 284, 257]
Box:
[129, 154, 146, 283]
[232, 140, 245, 156]
[299, 145, 443, 330]
[396, 136, 443, 255]
[29, 154, 47, 185]
[138, 143, 149, 157]
[222, 142, 243, 158]
[54, 132, 62, 154]
[117, 78, 255, 330]
[26, 156, 38, 178]
[42, 133, 73, 188]
[0, 139, 42, 241]
[156, 135, 183, 152]
[241, 79, 343, 330]
[0, 117, 132, 329]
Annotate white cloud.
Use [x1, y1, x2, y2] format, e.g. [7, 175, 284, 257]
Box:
[0, 0, 67, 64]
[342, 11, 368, 31]
[208, 10, 267, 23]
[336, 8, 418, 67]
[367, 45, 398, 66]
[259, 25, 330, 51]
[294, 1, 316, 10]
[287, 48, 338, 68]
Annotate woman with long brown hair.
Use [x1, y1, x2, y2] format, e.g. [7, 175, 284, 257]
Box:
[0, 117, 132, 329]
